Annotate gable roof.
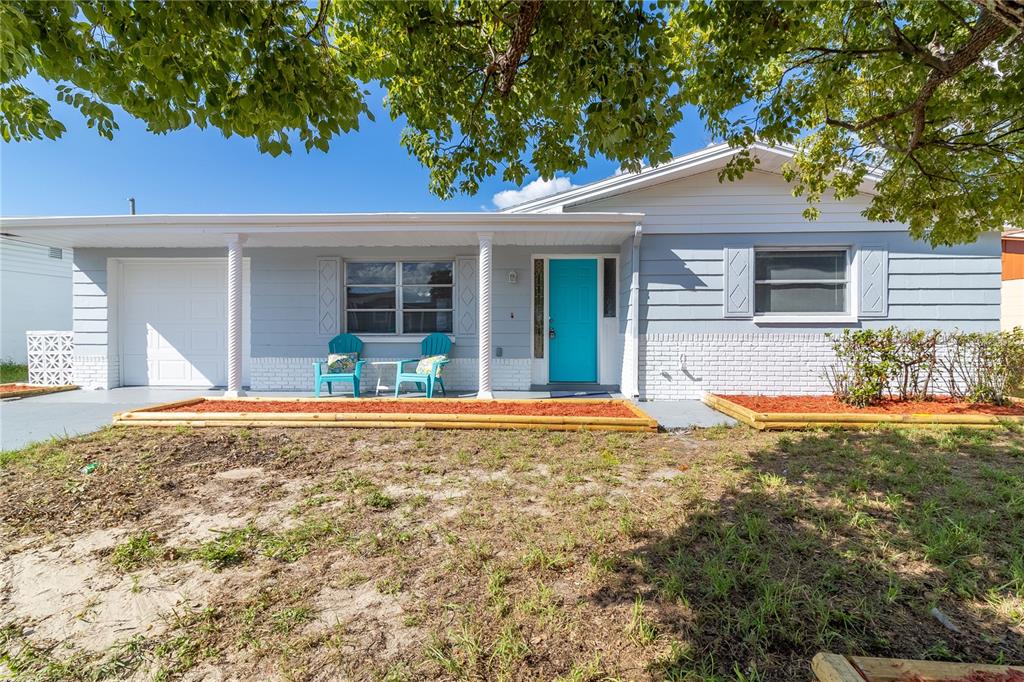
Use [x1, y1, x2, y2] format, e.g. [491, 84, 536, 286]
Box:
[505, 142, 881, 214]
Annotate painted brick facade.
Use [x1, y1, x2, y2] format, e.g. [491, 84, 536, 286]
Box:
[73, 354, 119, 390]
[250, 357, 531, 393]
[639, 333, 835, 400]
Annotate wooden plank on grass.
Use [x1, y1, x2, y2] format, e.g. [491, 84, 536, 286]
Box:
[114, 418, 652, 432]
[0, 385, 78, 399]
[811, 653, 866, 682]
[128, 396, 207, 413]
[847, 655, 1023, 681]
[703, 394, 1024, 431]
[620, 401, 660, 429]
[701, 393, 761, 428]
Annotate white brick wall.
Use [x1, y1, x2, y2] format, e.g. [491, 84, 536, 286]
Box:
[73, 354, 119, 390]
[250, 356, 532, 393]
[639, 333, 834, 400]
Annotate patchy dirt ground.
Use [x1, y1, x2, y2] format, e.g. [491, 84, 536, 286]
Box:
[1, 424, 1022, 680]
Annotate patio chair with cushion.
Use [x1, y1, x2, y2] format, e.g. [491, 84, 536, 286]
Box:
[313, 333, 367, 398]
[394, 332, 452, 398]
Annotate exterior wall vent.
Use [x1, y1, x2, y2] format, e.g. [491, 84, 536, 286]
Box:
[48, 247, 63, 259]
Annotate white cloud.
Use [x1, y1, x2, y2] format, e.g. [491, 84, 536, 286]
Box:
[492, 176, 575, 209]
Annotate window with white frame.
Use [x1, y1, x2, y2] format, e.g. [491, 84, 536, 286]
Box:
[345, 261, 454, 334]
[754, 248, 849, 314]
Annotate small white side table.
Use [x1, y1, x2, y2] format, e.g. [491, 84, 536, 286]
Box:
[370, 361, 400, 396]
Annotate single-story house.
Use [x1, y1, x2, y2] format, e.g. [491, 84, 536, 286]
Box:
[0, 236, 72, 364]
[0, 143, 1002, 400]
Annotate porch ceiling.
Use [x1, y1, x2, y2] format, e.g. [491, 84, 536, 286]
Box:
[0, 212, 642, 248]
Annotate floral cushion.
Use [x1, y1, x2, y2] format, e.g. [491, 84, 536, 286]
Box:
[326, 352, 358, 374]
[415, 355, 446, 376]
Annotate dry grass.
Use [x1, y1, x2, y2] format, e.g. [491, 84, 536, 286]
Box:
[1, 423, 1022, 680]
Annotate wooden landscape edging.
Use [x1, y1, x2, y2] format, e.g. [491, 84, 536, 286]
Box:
[112, 397, 659, 432]
[0, 384, 78, 399]
[703, 393, 1024, 431]
[812, 652, 1024, 681]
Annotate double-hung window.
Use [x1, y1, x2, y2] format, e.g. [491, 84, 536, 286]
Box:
[754, 249, 849, 315]
[345, 261, 454, 334]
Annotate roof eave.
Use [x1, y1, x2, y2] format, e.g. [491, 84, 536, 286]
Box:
[0, 211, 644, 231]
[504, 142, 881, 213]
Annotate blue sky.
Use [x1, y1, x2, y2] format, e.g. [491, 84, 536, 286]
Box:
[1, 77, 713, 217]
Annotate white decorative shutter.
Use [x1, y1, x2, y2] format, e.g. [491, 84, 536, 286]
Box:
[858, 246, 888, 317]
[456, 256, 478, 337]
[723, 247, 753, 318]
[317, 257, 341, 335]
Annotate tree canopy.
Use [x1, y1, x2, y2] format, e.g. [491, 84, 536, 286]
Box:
[2, 1, 1022, 245]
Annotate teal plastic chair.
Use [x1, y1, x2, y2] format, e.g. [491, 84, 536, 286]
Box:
[394, 333, 452, 398]
[313, 334, 366, 397]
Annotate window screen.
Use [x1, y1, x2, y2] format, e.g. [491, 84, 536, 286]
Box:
[754, 250, 848, 314]
[345, 261, 453, 334]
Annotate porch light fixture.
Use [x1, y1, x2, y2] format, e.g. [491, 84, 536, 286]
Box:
[506, 269, 518, 284]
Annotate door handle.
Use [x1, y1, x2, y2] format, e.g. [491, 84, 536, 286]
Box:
[549, 327, 556, 339]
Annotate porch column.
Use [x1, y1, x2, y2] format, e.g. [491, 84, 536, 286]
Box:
[477, 232, 494, 399]
[225, 234, 246, 397]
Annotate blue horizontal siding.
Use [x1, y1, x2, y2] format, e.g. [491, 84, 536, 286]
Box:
[633, 231, 1000, 333]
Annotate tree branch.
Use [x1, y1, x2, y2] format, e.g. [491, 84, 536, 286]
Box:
[971, 0, 1024, 30]
[906, 10, 1007, 149]
[484, 0, 543, 96]
[825, 9, 1009, 152]
[302, 0, 331, 40]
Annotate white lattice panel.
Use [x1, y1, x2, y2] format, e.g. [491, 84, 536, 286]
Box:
[26, 331, 74, 385]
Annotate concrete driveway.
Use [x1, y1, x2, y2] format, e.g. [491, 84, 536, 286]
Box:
[0, 387, 733, 451]
[0, 388, 229, 451]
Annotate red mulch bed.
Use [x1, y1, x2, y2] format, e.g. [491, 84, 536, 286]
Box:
[160, 399, 638, 418]
[720, 394, 1024, 416]
[0, 384, 46, 394]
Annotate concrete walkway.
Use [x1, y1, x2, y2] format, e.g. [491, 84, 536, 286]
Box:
[1, 387, 731, 451]
[636, 400, 737, 430]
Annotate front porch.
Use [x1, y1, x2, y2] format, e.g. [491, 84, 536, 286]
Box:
[35, 213, 643, 398]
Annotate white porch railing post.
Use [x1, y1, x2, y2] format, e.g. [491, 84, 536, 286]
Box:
[477, 232, 494, 399]
[225, 234, 246, 397]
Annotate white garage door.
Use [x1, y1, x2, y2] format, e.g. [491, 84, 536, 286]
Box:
[120, 260, 248, 387]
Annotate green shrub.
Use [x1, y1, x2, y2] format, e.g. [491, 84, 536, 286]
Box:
[824, 329, 895, 406]
[938, 328, 1024, 405]
[824, 327, 1024, 407]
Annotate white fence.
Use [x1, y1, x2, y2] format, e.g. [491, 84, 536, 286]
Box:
[26, 331, 74, 385]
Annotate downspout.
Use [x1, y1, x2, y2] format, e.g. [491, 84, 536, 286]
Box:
[630, 222, 643, 400]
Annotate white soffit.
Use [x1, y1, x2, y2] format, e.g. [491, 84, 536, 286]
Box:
[0, 212, 642, 248]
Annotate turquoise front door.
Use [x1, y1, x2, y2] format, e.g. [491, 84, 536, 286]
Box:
[548, 259, 598, 382]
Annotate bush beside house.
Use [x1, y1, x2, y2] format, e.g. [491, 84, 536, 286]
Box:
[824, 327, 1024, 407]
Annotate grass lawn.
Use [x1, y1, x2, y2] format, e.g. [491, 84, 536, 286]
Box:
[1, 424, 1022, 680]
[0, 360, 28, 384]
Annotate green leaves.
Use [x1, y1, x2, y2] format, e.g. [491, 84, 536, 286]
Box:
[670, 0, 1023, 244]
[2, 1, 369, 159]
[3, 1, 1021, 244]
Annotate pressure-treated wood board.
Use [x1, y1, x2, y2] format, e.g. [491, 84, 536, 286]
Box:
[112, 397, 659, 432]
[703, 393, 1024, 431]
[812, 652, 1024, 681]
[0, 384, 78, 399]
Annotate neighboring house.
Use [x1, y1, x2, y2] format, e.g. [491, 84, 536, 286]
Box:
[1003, 232, 1024, 331]
[0, 236, 73, 364]
[0, 143, 1002, 399]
